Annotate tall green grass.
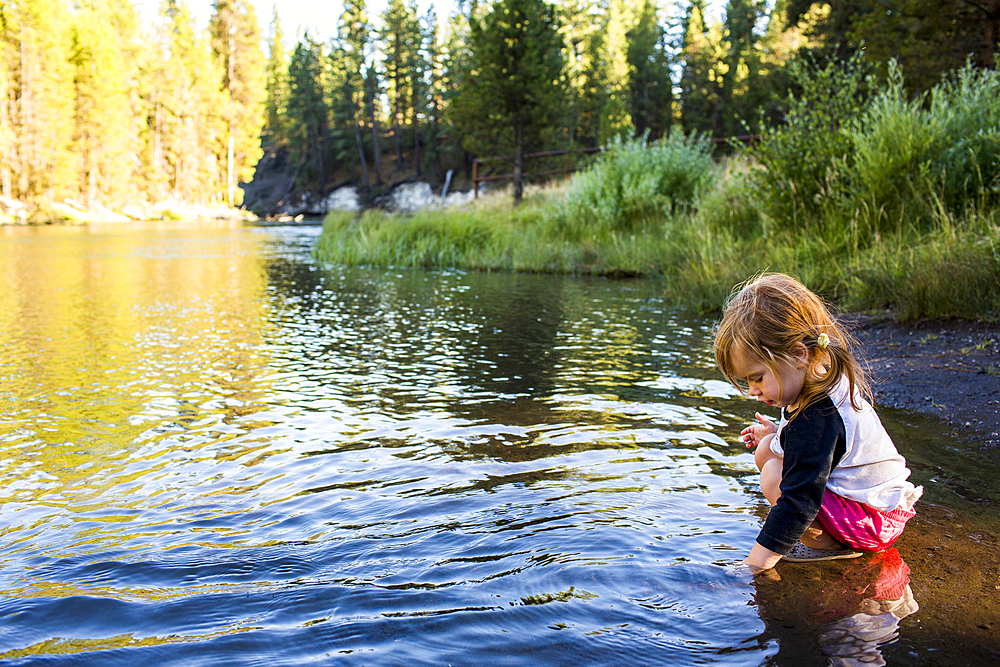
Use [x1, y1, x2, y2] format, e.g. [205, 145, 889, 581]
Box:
[315, 59, 1000, 321]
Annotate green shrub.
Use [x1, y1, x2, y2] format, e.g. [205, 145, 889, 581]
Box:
[749, 52, 872, 229]
[698, 159, 766, 240]
[561, 130, 716, 234]
[843, 62, 941, 234]
[930, 62, 1000, 212]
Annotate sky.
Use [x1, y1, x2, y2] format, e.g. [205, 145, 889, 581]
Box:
[146, 0, 727, 45]
[177, 0, 439, 41]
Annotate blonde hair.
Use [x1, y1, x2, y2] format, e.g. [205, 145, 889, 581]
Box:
[714, 273, 869, 416]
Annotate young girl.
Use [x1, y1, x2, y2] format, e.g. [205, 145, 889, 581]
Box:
[714, 274, 922, 573]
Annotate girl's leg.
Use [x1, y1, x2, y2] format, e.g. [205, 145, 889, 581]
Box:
[754, 434, 782, 505]
[755, 435, 842, 550]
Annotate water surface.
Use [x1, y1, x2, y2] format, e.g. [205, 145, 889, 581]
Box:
[0, 222, 994, 665]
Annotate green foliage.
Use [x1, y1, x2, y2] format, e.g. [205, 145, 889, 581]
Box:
[286, 36, 329, 190]
[697, 159, 765, 240]
[753, 57, 1000, 238]
[929, 63, 1000, 212]
[626, 0, 672, 141]
[263, 7, 290, 147]
[561, 131, 716, 233]
[678, 0, 720, 137]
[788, 0, 992, 94]
[749, 52, 871, 228]
[452, 0, 565, 203]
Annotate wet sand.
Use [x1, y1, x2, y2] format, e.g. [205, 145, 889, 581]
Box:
[755, 316, 1000, 664]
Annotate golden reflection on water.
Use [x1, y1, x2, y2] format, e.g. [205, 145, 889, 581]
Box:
[0, 223, 276, 508]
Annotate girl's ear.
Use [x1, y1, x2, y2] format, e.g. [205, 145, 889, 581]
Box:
[791, 342, 810, 368]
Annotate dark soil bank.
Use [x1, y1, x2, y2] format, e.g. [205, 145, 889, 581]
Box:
[854, 315, 1000, 449]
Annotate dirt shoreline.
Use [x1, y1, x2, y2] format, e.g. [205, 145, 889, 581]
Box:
[850, 313, 1000, 449]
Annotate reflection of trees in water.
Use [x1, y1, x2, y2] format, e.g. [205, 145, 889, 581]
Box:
[288, 264, 731, 471]
[751, 549, 918, 666]
[1, 227, 273, 501]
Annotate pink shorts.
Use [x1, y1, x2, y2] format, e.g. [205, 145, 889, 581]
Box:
[815, 489, 915, 551]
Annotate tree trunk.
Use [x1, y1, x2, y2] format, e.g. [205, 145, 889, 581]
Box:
[367, 70, 382, 186]
[347, 85, 369, 190]
[394, 55, 403, 170]
[513, 118, 524, 206]
[412, 86, 421, 177]
[986, 0, 999, 68]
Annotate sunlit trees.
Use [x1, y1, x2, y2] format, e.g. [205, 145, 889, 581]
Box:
[678, 0, 722, 136]
[380, 0, 423, 172]
[7, 0, 75, 200]
[717, 0, 766, 137]
[627, 0, 673, 141]
[158, 0, 228, 202]
[209, 0, 266, 206]
[70, 0, 138, 205]
[598, 0, 634, 145]
[785, 0, 997, 93]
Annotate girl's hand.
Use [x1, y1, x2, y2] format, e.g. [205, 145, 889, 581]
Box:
[739, 412, 776, 450]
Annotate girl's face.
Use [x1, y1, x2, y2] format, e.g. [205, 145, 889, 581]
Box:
[729, 345, 809, 410]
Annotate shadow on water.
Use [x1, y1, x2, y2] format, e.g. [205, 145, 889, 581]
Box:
[0, 222, 997, 665]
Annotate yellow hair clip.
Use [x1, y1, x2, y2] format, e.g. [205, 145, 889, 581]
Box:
[817, 333, 830, 350]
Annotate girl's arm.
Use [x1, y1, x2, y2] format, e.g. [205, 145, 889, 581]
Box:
[755, 401, 845, 556]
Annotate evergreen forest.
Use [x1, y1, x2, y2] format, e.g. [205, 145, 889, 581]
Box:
[0, 0, 997, 220]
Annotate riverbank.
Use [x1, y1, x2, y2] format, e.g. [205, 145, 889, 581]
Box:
[854, 314, 1000, 449]
[0, 195, 257, 225]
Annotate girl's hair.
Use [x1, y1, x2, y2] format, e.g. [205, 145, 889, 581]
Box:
[714, 273, 870, 416]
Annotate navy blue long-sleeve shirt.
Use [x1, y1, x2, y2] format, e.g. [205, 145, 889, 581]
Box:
[756, 395, 846, 555]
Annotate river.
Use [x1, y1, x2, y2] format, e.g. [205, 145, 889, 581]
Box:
[0, 221, 996, 665]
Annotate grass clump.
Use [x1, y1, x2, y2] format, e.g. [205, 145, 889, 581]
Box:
[315, 58, 1000, 322]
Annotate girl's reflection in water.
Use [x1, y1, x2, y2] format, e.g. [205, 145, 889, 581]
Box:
[751, 549, 917, 666]
[815, 549, 917, 666]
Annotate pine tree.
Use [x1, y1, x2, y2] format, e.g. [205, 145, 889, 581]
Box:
[440, 5, 478, 180]
[598, 0, 635, 145]
[558, 0, 606, 148]
[627, 0, 673, 141]
[420, 6, 444, 181]
[286, 35, 329, 191]
[150, 0, 227, 203]
[365, 63, 383, 186]
[209, 0, 266, 206]
[380, 0, 420, 171]
[679, 0, 724, 136]
[339, 0, 378, 188]
[456, 0, 565, 205]
[264, 6, 290, 148]
[408, 2, 432, 177]
[717, 0, 766, 138]
[0, 2, 17, 198]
